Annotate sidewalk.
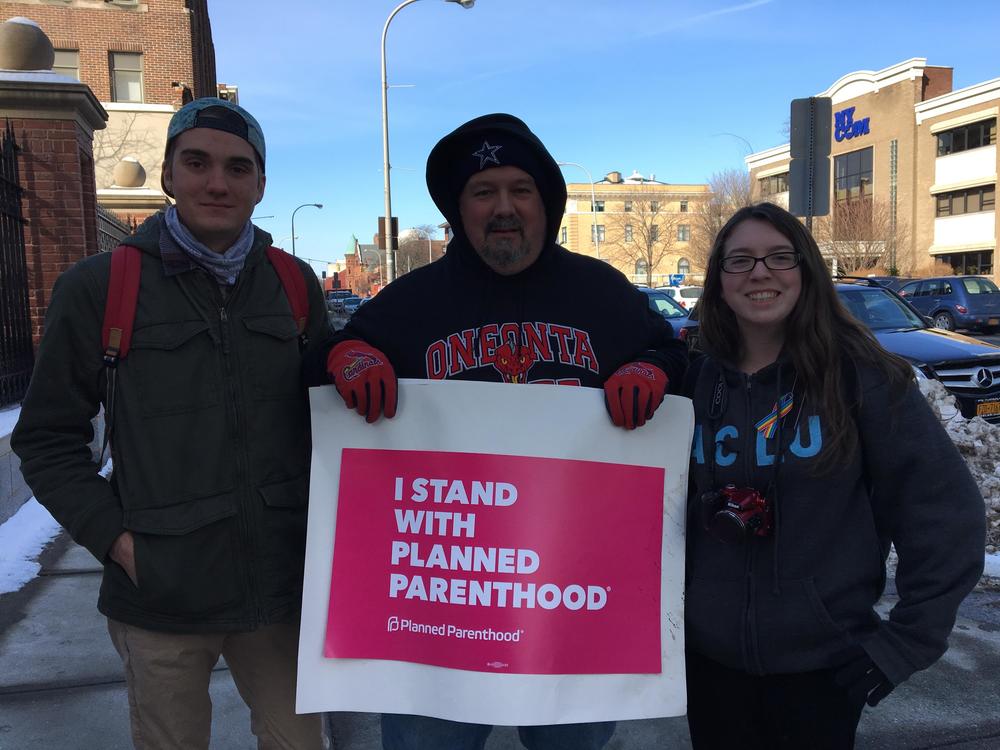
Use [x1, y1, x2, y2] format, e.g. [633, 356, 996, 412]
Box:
[1, 531, 999, 749]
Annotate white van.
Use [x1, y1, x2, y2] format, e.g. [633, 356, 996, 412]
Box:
[658, 285, 702, 311]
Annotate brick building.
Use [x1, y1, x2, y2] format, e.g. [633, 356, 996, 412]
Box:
[0, 0, 218, 220]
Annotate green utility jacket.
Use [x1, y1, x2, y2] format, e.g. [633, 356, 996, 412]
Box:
[12, 214, 330, 632]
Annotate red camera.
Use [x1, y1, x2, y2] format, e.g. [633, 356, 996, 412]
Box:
[699, 484, 773, 544]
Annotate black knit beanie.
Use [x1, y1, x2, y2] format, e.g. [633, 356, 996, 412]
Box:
[426, 113, 567, 246]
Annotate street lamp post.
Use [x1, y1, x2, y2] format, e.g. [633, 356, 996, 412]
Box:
[557, 161, 600, 260]
[712, 131, 755, 156]
[381, 0, 474, 284]
[291, 203, 322, 256]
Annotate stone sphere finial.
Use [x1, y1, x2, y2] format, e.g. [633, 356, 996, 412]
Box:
[113, 158, 147, 188]
[0, 17, 55, 72]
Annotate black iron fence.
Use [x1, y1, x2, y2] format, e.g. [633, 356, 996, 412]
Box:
[0, 121, 33, 408]
[97, 205, 134, 253]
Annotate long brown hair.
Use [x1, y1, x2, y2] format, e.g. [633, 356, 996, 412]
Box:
[699, 202, 913, 469]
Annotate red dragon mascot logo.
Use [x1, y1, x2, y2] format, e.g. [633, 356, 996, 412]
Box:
[492, 342, 535, 384]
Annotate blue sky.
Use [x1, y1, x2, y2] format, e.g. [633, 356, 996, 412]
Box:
[212, 0, 1000, 267]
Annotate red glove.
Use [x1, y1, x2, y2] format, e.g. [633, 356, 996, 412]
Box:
[326, 341, 397, 423]
[603, 362, 668, 430]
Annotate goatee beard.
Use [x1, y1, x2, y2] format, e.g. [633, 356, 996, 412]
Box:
[478, 233, 530, 270]
[478, 216, 531, 270]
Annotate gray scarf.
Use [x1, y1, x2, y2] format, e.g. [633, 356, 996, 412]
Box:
[164, 205, 255, 286]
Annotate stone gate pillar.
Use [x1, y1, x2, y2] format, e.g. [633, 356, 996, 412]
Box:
[0, 16, 108, 345]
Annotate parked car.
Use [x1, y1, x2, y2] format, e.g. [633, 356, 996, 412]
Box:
[637, 287, 692, 337]
[327, 289, 354, 315]
[343, 296, 363, 315]
[657, 284, 703, 311]
[682, 279, 1000, 422]
[896, 275, 1000, 332]
[864, 275, 913, 291]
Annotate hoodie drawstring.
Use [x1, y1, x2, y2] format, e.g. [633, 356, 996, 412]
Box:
[771, 367, 784, 596]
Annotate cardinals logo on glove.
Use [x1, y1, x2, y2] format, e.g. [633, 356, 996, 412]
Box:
[603, 361, 668, 430]
[327, 340, 397, 423]
[340, 349, 381, 381]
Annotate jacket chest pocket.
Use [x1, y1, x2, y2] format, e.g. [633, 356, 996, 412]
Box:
[128, 321, 220, 417]
[241, 314, 303, 401]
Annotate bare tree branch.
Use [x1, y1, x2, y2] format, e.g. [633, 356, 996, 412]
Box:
[93, 113, 164, 187]
[396, 224, 440, 277]
[603, 188, 683, 286]
[812, 198, 912, 275]
[689, 169, 755, 271]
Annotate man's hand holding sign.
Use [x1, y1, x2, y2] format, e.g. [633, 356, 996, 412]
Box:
[327, 340, 397, 423]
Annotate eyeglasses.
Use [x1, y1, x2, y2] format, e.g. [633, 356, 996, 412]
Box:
[720, 251, 801, 274]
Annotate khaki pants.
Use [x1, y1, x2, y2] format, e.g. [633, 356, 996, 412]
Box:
[108, 618, 324, 750]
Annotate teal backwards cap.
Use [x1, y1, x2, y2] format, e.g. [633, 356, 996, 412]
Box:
[166, 97, 266, 171]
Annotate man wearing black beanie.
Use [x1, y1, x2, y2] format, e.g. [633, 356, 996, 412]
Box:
[309, 113, 688, 749]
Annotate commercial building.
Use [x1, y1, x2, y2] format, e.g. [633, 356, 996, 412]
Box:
[559, 170, 711, 285]
[746, 58, 998, 280]
[0, 0, 219, 221]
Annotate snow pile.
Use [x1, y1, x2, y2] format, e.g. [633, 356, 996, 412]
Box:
[918, 379, 1000, 582]
[0, 459, 111, 595]
[0, 498, 62, 595]
[0, 404, 20, 437]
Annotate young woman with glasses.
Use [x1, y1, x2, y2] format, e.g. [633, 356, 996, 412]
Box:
[682, 202, 984, 749]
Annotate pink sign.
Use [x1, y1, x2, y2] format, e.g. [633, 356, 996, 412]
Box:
[325, 448, 665, 675]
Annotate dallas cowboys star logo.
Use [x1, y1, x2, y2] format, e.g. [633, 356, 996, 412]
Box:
[472, 140, 502, 169]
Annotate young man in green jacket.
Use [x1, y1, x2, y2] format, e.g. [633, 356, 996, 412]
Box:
[12, 98, 327, 750]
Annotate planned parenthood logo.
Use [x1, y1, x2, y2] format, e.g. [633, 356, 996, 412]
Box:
[387, 615, 523, 643]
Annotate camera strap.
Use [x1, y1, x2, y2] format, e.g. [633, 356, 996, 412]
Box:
[708, 369, 727, 421]
[700, 359, 728, 484]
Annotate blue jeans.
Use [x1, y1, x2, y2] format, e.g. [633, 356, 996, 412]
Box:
[380, 713, 615, 750]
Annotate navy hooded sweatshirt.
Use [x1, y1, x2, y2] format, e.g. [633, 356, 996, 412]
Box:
[685, 354, 985, 686]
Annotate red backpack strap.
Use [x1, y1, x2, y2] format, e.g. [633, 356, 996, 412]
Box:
[266, 246, 309, 337]
[101, 244, 142, 367]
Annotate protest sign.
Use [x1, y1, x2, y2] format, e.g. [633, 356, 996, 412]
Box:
[298, 379, 693, 725]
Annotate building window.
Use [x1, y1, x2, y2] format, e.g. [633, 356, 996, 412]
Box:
[937, 119, 997, 157]
[677, 224, 690, 242]
[110, 52, 143, 103]
[759, 172, 789, 196]
[936, 251, 994, 276]
[624, 200, 632, 212]
[935, 185, 996, 217]
[679, 199, 689, 213]
[834, 147, 873, 203]
[593, 200, 605, 212]
[560, 226, 567, 245]
[635, 259, 648, 277]
[650, 201, 659, 212]
[53, 49, 79, 80]
[650, 225, 659, 242]
[591, 224, 605, 243]
[678, 258, 691, 275]
[624, 224, 633, 243]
